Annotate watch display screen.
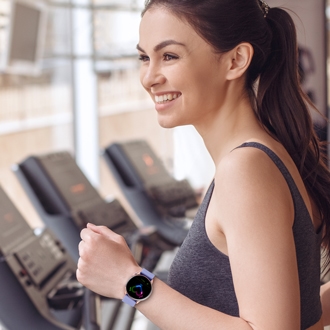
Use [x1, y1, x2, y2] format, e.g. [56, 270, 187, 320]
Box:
[126, 275, 152, 300]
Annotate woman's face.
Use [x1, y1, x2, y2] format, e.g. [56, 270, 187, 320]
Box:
[138, 7, 230, 128]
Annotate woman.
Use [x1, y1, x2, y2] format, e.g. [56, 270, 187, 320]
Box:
[76, 1, 330, 328]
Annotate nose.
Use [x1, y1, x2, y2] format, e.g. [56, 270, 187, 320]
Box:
[140, 62, 166, 90]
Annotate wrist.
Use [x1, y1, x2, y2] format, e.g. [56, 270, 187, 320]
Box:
[122, 265, 143, 290]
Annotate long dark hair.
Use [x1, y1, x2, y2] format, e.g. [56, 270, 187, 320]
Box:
[142, 0, 330, 271]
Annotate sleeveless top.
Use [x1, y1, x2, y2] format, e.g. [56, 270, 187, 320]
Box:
[168, 142, 322, 329]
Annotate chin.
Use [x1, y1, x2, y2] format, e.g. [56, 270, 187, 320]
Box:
[157, 119, 180, 129]
[157, 114, 186, 129]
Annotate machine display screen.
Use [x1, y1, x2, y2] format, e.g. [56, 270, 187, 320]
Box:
[38, 152, 103, 211]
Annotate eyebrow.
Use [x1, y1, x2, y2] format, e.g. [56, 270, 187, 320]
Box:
[136, 39, 186, 53]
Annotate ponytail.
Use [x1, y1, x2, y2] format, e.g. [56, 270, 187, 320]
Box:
[257, 8, 330, 271]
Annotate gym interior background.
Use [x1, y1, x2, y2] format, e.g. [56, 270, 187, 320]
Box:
[0, 0, 329, 329]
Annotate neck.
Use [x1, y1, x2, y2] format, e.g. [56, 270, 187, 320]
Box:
[194, 92, 265, 166]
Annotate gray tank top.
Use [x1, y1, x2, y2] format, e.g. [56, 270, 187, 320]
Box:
[168, 142, 322, 329]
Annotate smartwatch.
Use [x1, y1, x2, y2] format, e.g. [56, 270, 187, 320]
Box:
[122, 268, 155, 307]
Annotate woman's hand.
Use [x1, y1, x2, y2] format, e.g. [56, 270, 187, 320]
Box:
[76, 223, 141, 299]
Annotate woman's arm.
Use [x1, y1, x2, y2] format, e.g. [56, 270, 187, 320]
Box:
[76, 148, 302, 329]
[77, 223, 253, 330]
[213, 148, 300, 329]
[321, 281, 330, 326]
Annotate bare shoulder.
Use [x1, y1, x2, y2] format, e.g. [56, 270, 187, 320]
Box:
[216, 144, 278, 181]
[215, 144, 291, 195]
[213, 144, 295, 231]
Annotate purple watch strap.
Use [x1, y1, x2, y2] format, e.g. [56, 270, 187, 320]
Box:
[122, 294, 136, 307]
[141, 268, 155, 280]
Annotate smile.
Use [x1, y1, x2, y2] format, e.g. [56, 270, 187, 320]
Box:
[155, 93, 181, 104]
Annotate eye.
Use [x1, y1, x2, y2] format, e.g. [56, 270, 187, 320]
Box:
[138, 54, 149, 62]
[163, 54, 178, 61]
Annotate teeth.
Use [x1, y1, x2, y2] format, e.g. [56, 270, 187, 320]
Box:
[155, 93, 180, 104]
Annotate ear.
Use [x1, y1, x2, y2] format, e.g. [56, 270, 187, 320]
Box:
[226, 43, 254, 81]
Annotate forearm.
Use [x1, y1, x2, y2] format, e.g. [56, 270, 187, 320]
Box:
[136, 278, 253, 330]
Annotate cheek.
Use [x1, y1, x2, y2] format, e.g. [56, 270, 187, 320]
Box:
[183, 73, 225, 115]
[195, 69, 224, 98]
[183, 64, 218, 91]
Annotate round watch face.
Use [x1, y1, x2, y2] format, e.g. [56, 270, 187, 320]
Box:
[126, 274, 152, 301]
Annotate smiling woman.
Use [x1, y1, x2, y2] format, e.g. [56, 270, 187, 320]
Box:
[76, 1, 330, 329]
[137, 13, 231, 130]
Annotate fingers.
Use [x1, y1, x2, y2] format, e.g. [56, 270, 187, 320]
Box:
[78, 240, 85, 258]
[87, 223, 112, 236]
[79, 225, 127, 261]
[86, 223, 124, 243]
[76, 268, 81, 283]
[76, 258, 83, 282]
[79, 227, 104, 243]
[76, 257, 88, 285]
